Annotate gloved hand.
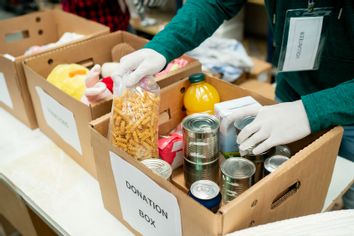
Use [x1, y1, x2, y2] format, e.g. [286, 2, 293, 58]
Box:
[221, 100, 311, 155]
[117, 48, 166, 87]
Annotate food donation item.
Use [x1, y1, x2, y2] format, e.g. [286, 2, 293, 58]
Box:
[158, 130, 184, 170]
[47, 64, 89, 100]
[215, 96, 261, 158]
[188, 180, 222, 213]
[182, 113, 220, 188]
[183, 73, 220, 115]
[221, 157, 255, 204]
[264, 155, 290, 176]
[109, 75, 160, 160]
[141, 159, 172, 180]
[234, 116, 274, 184]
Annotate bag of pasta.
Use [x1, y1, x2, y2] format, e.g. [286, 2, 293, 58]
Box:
[109, 73, 160, 161]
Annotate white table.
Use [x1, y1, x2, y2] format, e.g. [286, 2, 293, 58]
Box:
[0, 108, 133, 236]
[0, 107, 353, 235]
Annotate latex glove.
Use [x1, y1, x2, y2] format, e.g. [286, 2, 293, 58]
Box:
[221, 100, 311, 155]
[118, 48, 166, 87]
[101, 62, 120, 78]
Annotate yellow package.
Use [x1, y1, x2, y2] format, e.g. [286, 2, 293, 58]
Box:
[47, 64, 89, 100]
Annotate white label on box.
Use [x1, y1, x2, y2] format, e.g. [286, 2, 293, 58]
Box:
[110, 152, 182, 236]
[0, 72, 14, 108]
[36, 87, 82, 155]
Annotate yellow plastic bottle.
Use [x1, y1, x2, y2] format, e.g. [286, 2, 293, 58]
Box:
[183, 73, 220, 115]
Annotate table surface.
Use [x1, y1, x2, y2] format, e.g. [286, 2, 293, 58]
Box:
[0, 107, 353, 235]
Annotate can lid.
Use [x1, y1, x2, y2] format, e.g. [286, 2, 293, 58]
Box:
[141, 159, 172, 180]
[189, 73, 205, 83]
[233, 116, 255, 130]
[182, 113, 219, 133]
[275, 145, 292, 157]
[190, 180, 220, 200]
[264, 155, 289, 173]
[221, 157, 256, 179]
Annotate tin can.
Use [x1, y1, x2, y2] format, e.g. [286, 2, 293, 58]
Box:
[188, 180, 222, 212]
[241, 148, 274, 184]
[141, 159, 172, 180]
[234, 115, 255, 135]
[182, 114, 220, 188]
[221, 157, 256, 204]
[274, 145, 292, 158]
[264, 155, 289, 176]
[182, 113, 220, 163]
[184, 158, 219, 189]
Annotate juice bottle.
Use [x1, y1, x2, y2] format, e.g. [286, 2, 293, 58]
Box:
[183, 73, 220, 115]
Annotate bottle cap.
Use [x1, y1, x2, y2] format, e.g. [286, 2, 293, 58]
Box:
[189, 73, 205, 83]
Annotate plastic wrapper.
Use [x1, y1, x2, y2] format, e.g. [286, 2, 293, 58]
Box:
[109, 75, 160, 160]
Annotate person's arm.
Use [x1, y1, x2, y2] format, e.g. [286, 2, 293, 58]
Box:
[301, 79, 354, 132]
[144, 0, 247, 63]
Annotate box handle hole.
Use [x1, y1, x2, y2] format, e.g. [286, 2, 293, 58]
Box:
[251, 200, 257, 208]
[38, 29, 43, 35]
[36, 17, 41, 22]
[180, 87, 185, 94]
[77, 58, 95, 68]
[271, 181, 301, 209]
[249, 220, 255, 227]
[48, 59, 53, 65]
[5, 30, 30, 42]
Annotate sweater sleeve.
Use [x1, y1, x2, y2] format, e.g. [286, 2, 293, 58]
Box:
[301, 79, 354, 132]
[144, 0, 246, 63]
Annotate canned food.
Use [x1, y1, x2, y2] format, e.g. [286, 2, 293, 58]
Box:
[182, 113, 220, 188]
[274, 145, 292, 158]
[264, 155, 289, 176]
[184, 158, 219, 189]
[141, 159, 172, 180]
[241, 148, 274, 184]
[188, 180, 222, 212]
[221, 157, 256, 204]
[234, 116, 255, 135]
[182, 113, 220, 163]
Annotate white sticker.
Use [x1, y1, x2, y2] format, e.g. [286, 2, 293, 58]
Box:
[172, 140, 183, 152]
[0, 72, 13, 108]
[110, 152, 182, 236]
[282, 16, 323, 71]
[36, 87, 82, 155]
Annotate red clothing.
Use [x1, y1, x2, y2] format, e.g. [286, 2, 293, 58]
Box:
[62, 0, 130, 32]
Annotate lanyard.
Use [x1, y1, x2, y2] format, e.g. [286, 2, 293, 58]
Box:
[308, 0, 315, 12]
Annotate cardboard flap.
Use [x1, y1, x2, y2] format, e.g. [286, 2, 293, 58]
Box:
[219, 126, 343, 234]
[111, 43, 135, 62]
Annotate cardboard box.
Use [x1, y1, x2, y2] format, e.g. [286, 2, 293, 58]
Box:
[0, 9, 109, 129]
[90, 75, 343, 235]
[23, 31, 200, 178]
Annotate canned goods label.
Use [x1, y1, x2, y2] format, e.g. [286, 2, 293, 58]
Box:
[110, 152, 182, 236]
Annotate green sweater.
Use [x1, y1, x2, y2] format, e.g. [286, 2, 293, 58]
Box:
[145, 0, 354, 133]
